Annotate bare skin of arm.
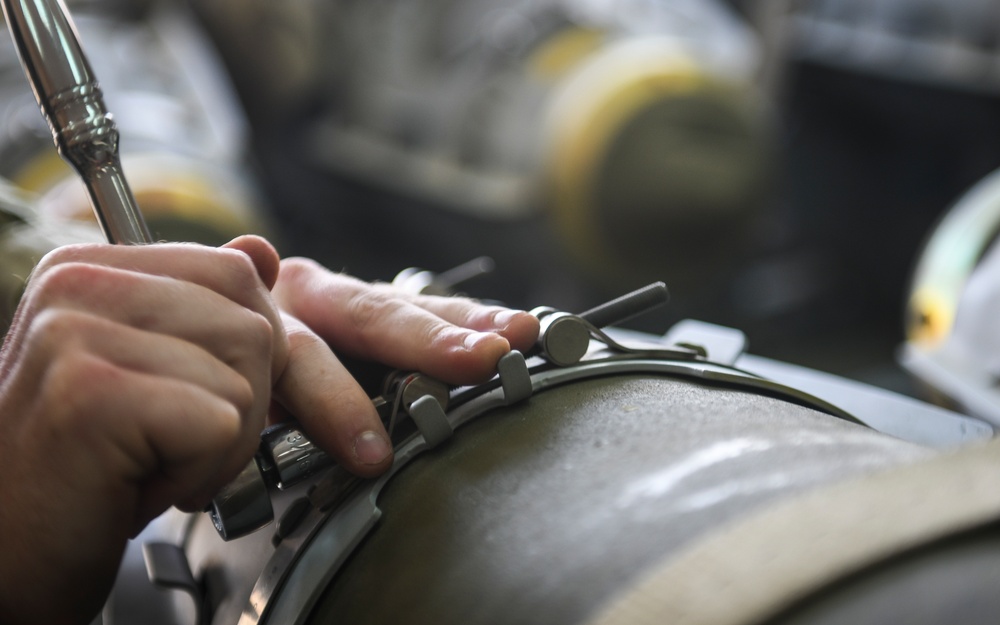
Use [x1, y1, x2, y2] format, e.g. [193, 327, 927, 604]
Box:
[0, 236, 538, 624]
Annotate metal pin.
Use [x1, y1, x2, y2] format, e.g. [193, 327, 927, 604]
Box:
[578, 281, 669, 329]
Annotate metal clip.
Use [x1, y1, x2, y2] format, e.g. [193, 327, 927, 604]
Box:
[498, 350, 531, 404]
[532, 308, 592, 367]
[531, 283, 701, 364]
[143, 542, 205, 625]
[409, 395, 453, 448]
[382, 371, 451, 437]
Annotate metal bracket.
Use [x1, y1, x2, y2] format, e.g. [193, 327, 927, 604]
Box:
[382, 372, 451, 437]
[498, 350, 531, 404]
[662, 319, 748, 366]
[409, 395, 454, 448]
[406, 351, 533, 446]
[531, 283, 701, 366]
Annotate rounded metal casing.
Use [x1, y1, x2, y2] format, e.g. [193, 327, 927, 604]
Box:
[261, 425, 332, 489]
[209, 458, 273, 541]
[537, 311, 592, 366]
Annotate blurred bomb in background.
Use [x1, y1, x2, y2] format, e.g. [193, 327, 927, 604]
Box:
[192, 0, 773, 321]
[735, 0, 1000, 378]
[899, 165, 1000, 424]
[0, 0, 275, 334]
[3, 0, 1000, 387]
[193, 0, 1000, 383]
[0, 0, 272, 249]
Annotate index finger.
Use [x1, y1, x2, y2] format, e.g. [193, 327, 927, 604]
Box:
[272, 313, 392, 477]
[273, 258, 539, 385]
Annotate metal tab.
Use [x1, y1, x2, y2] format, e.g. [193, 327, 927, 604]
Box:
[498, 350, 532, 405]
[409, 395, 454, 448]
[143, 542, 204, 625]
[662, 319, 748, 366]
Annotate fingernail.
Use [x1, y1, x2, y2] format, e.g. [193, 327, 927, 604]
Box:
[492, 309, 521, 330]
[354, 431, 392, 466]
[464, 331, 500, 351]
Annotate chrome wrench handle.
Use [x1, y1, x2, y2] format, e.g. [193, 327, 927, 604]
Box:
[1, 0, 152, 244]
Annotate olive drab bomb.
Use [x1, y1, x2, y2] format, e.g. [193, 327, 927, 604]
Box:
[3, 3, 1000, 625]
[106, 288, 996, 625]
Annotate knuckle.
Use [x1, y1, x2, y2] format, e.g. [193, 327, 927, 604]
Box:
[328, 384, 375, 423]
[346, 289, 395, 333]
[27, 262, 108, 305]
[277, 257, 321, 287]
[449, 296, 488, 324]
[228, 309, 276, 385]
[229, 376, 256, 417]
[23, 308, 92, 354]
[216, 248, 263, 292]
[32, 243, 102, 276]
[419, 319, 454, 347]
[221, 310, 276, 375]
[244, 309, 276, 349]
[42, 352, 119, 427]
[207, 399, 244, 447]
[283, 320, 317, 354]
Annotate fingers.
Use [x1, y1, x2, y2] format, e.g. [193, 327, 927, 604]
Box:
[19, 309, 254, 415]
[397, 293, 541, 353]
[19, 237, 289, 380]
[0, 237, 289, 624]
[223, 235, 282, 290]
[15, 261, 271, 422]
[9, 309, 268, 506]
[74, 362, 244, 519]
[1, 238, 288, 511]
[3, 341, 245, 528]
[273, 258, 540, 385]
[273, 314, 392, 477]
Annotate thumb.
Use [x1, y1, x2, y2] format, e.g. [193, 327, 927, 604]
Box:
[222, 235, 281, 290]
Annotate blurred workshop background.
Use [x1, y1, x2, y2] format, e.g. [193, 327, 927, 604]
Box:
[2, 0, 1000, 395]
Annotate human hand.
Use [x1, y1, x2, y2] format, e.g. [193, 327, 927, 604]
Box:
[270, 257, 540, 477]
[0, 238, 539, 624]
[0, 235, 287, 624]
